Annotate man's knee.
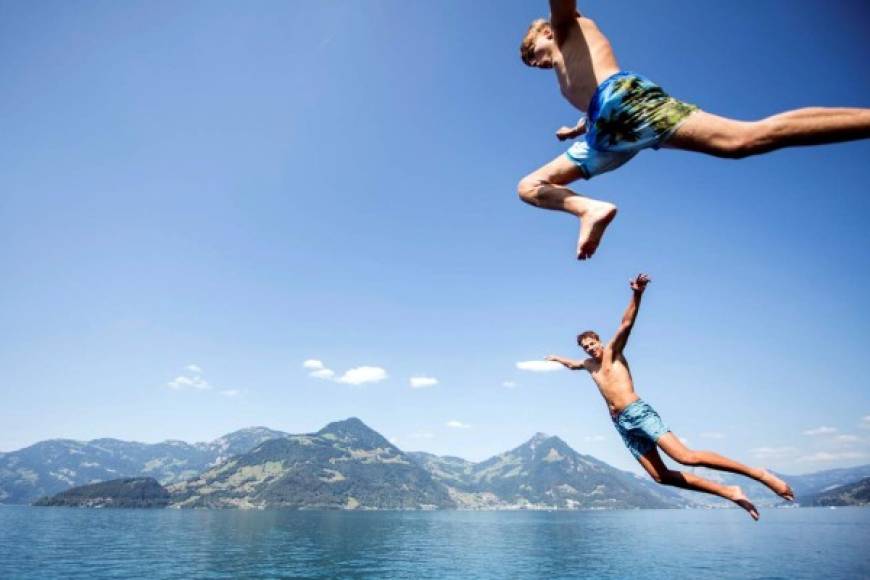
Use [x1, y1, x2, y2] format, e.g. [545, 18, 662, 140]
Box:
[715, 123, 768, 159]
[650, 469, 679, 485]
[517, 174, 546, 206]
[673, 450, 701, 466]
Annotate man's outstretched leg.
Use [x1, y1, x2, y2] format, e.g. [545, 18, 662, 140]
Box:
[637, 447, 760, 520]
[656, 433, 795, 501]
[666, 108, 870, 158]
[517, 155, 618, 260]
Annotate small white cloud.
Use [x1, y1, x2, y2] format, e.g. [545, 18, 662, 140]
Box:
[803, 426, 837, 436]
[410, 376, 438, 389]
[797, 451, 867, 463]
[309, 368, 336, 380]
[583, 435, 606, 443]
[186, 364, 203, 374]
[336, 366, 388, 385]
[220, 389, 240, 397]
[446, 420, 471, 429]
[502, 381, 518, 389]
[834, 434, 861, 444]
[303, 359, 325, 370]
[516, 360, 563, 372]
[749, 446, 799, 460]
[700, 432, 725, 440]
[861, 415, 870, 429]
[167, 375, 211, 390]
[389, 437, 399, 445]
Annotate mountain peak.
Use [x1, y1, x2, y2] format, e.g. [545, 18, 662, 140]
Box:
[317, 417, 391, 448]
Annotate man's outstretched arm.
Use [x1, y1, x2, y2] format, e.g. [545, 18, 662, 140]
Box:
[546, 354, 586, 370]
[608, 273, 651, 356]
[550, 0, 579, 36]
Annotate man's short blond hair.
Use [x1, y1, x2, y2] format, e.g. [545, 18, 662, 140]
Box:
[520, 19, 551, 66]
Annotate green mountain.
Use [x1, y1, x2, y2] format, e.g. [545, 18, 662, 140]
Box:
[804, 477, 870, 506]
[410, 433, 688, 509]
[33, 477, 170, 508]
[169, 418, 455, 509]
[0, 427, 290, 504]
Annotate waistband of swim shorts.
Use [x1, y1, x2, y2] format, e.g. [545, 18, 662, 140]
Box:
[586, 70, 636, 122]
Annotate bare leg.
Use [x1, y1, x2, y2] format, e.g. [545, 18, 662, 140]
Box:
[665, 108, 870, 158]
[637, 448, 759, 520]
[517, 155, 617, 260]
[657, 432, 794, 501]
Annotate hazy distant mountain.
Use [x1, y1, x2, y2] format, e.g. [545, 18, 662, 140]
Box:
[169, 418, 454, 509]
[803, 477, 870, 507]
[0, 427, 290, 504]
[411, 433, 688, 509]
[34, 477, 170, 508]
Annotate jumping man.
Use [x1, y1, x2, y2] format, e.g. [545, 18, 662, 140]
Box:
[546, 273, 794, 520]
[518, 1, 870, 260]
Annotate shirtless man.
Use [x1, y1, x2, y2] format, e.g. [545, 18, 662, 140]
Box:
[546, 273, 794, 520]
[518, 1, 870, 260]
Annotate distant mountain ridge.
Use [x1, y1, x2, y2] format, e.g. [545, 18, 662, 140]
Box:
[7, 420, 870, 510]
[0, 427, 290, 504]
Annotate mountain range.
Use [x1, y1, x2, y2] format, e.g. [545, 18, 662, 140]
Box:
[9, 418, 870, 510]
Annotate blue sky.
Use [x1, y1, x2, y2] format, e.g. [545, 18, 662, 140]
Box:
[1, 0, 869, 475]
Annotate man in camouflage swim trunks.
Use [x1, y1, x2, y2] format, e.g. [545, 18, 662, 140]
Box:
[546, 273, 795, 520]
[517, 1, 870, 260]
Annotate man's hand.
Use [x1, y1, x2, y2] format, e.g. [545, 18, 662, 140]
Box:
[545, 355, 562, 363]
[546, 355, 584, 370]
[555, 118, 586, 141]
[630, 273, 651, 293]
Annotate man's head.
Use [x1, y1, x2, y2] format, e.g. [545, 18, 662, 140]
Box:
[577, 330, 603, 360]
[520, 19, 556, 69]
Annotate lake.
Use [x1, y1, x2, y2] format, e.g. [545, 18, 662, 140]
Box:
[1, 506, 867, 579]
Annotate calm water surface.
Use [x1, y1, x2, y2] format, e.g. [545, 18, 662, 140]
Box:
[1, 506, 868, 579]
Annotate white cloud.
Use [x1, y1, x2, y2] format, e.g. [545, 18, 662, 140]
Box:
[861, 415, 870, 429]
[502, 381, 518, 389]
[797, 451, 867, 463]
[803, 426, 837, 436]
[336, 366, 388, 385]
[700, 432, 725, 440]
[309, 368, 335, 380]
[303, 359, 325, 370]
[167, 375, 211, 390]
[749, 446, 799, 460]
[389, 437, 400, 445]
[516, 360, 563, 372]
[834, 435, 861, 444]
[220, 389, 240, 397]
[410, 376, 438, 389]
[186, 364, 203, 374]
[584, 435, 606, 443]
[446, 420, 471, 429]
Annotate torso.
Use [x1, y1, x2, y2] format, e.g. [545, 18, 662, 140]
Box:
[585, 352, 639, 418]
[554, 17, 621, 112]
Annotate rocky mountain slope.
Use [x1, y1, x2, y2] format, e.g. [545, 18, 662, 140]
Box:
[33, 477, 170, 508]
[0, 427, 289, 504]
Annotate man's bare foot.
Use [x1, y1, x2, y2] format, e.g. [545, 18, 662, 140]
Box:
[727, 485, 759, 521]
[758, 469, 795, 501]
[576, 202, 617, 260]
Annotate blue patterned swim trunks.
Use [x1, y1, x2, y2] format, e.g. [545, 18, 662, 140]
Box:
[566, 71, 698, 179]
[612, 399, 671, 460]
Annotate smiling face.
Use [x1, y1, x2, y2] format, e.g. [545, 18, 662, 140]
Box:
[577, 331, 603, 360]
[520, 20, 556, 69]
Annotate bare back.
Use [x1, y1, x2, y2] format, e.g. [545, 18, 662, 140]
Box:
[554, 17, 621, 111]
[584, 351, 639, 416]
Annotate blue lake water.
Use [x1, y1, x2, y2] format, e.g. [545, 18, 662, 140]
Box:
[1, 506, 868, 579]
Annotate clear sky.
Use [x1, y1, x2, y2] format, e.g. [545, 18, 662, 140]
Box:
[1, 0, 869, 475]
